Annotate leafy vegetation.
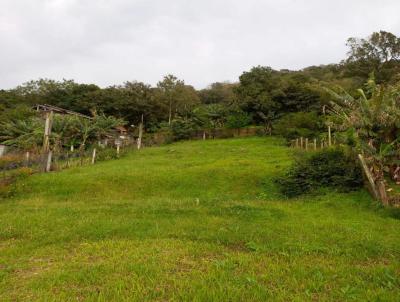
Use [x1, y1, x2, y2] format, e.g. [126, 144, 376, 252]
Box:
[273, 111, 325, 140]
[0, 113, 124, 152]
[276, 147, 363, 197]
[327, 75, 400, 186]
[1, 29, 400, 300]
[2, 31, 399, 137]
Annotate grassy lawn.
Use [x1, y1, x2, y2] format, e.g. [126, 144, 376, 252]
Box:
[0, 137, 399, 301]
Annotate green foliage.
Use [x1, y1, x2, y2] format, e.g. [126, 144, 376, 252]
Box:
[225, 110, 251, 129]
[0, 104, 36, 122]
[198, 82, 236, 104]
[326, 76, 400, 180]
[1, 31, 399, 141]
[170, 118, 198, 141]
[12, 79, 100, 109]
[0, 117, 43, 150]
[157, 75, 200, 124]
[0, 112, 124, 151]
[234, 66, 282, 128]
[79, 81, 160, 126]
[0, 167, 34, 198]
[276, 148, 363, 197]
[273, 111, 324, 140]
[96, 148, 120, 162]
[234, 66, 323, 130]
[191, 104, 227, 129]
[345, 31, 400, 84]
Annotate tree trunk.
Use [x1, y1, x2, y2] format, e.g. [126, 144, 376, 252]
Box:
[376, 180, 389, 206]
[168, 99, 172, 125]
[358, 154, 380, 201]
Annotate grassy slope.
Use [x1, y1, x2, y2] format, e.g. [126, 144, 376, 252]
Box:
[0, 137, 399, 301]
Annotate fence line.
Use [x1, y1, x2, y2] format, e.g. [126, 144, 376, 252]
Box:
[0, 143, 137, 185]
[289, 136, 336, 151]
[1, 127, 263, 186]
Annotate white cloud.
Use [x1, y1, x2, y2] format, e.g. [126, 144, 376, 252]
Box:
[0, 0, 399, 89]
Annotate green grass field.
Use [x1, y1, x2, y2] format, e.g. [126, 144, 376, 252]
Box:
[0, 137, 399, 301]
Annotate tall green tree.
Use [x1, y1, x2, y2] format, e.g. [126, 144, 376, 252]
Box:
[234, 66, 282, 131]
[198, 82, 236, 105]
[344, 31, 400, 83]
[78, 81, 159, 127]
[156, 75, 200, 124]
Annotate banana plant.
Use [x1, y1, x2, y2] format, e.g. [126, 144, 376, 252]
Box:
[325, 75, 400, 181]
[0, 118, 43, 150]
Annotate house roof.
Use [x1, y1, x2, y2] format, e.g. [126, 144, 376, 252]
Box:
[115, 125, 128, 132]
[34, 104, 92, 120]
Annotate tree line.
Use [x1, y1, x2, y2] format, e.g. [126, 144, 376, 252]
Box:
[1, 30, 399, 139]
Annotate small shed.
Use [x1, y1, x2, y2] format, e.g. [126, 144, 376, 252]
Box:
[115, 125, 128, 136]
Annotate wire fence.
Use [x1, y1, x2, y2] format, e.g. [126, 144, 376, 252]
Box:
[0, 143, 135, 185]
[0, 126, 264, 193]
[289, 136, 338, 151]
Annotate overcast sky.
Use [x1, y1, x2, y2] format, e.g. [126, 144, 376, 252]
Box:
[1, 0, 399, 89]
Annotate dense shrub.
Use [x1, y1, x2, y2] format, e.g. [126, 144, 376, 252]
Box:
[225, 111, 252, 129]
[96, 148, 120, 161]
[170, 118, 198, 141]
[273, 111, 324, 140]
[276, 147, 363, 197]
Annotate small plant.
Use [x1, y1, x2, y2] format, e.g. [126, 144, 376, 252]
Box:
[275, 147, 363, 197]
[96, 148, 120, 161]
[0, 167, 34, 198]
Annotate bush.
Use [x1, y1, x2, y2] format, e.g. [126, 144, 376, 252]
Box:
[273, 111, 324, 140]
[275, 147, 363, 198]
[225, 111, 252, 129]
[96, 148, 120, 161]
[256, 127, 269, 136]
[170, 118, 198, 141]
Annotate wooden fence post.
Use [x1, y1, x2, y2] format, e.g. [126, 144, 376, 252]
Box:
[203, 131, 206, 140]
[45, 151, 52, 172]
[116, 144, 120, 157]
[66, 152, 70, 168]
[300, 137, 303, 149]
[313, 139, 317, 151]
[0, 145, 6, 157]
[43, 111, 53, 152]
[305, 138, 308, 151]
[137, 114, 143, 150]
[328, 126, 332, 147]
[295, 138, 299, 148]
[25, 152, 30, 165]
[91, 148, 96, 164]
